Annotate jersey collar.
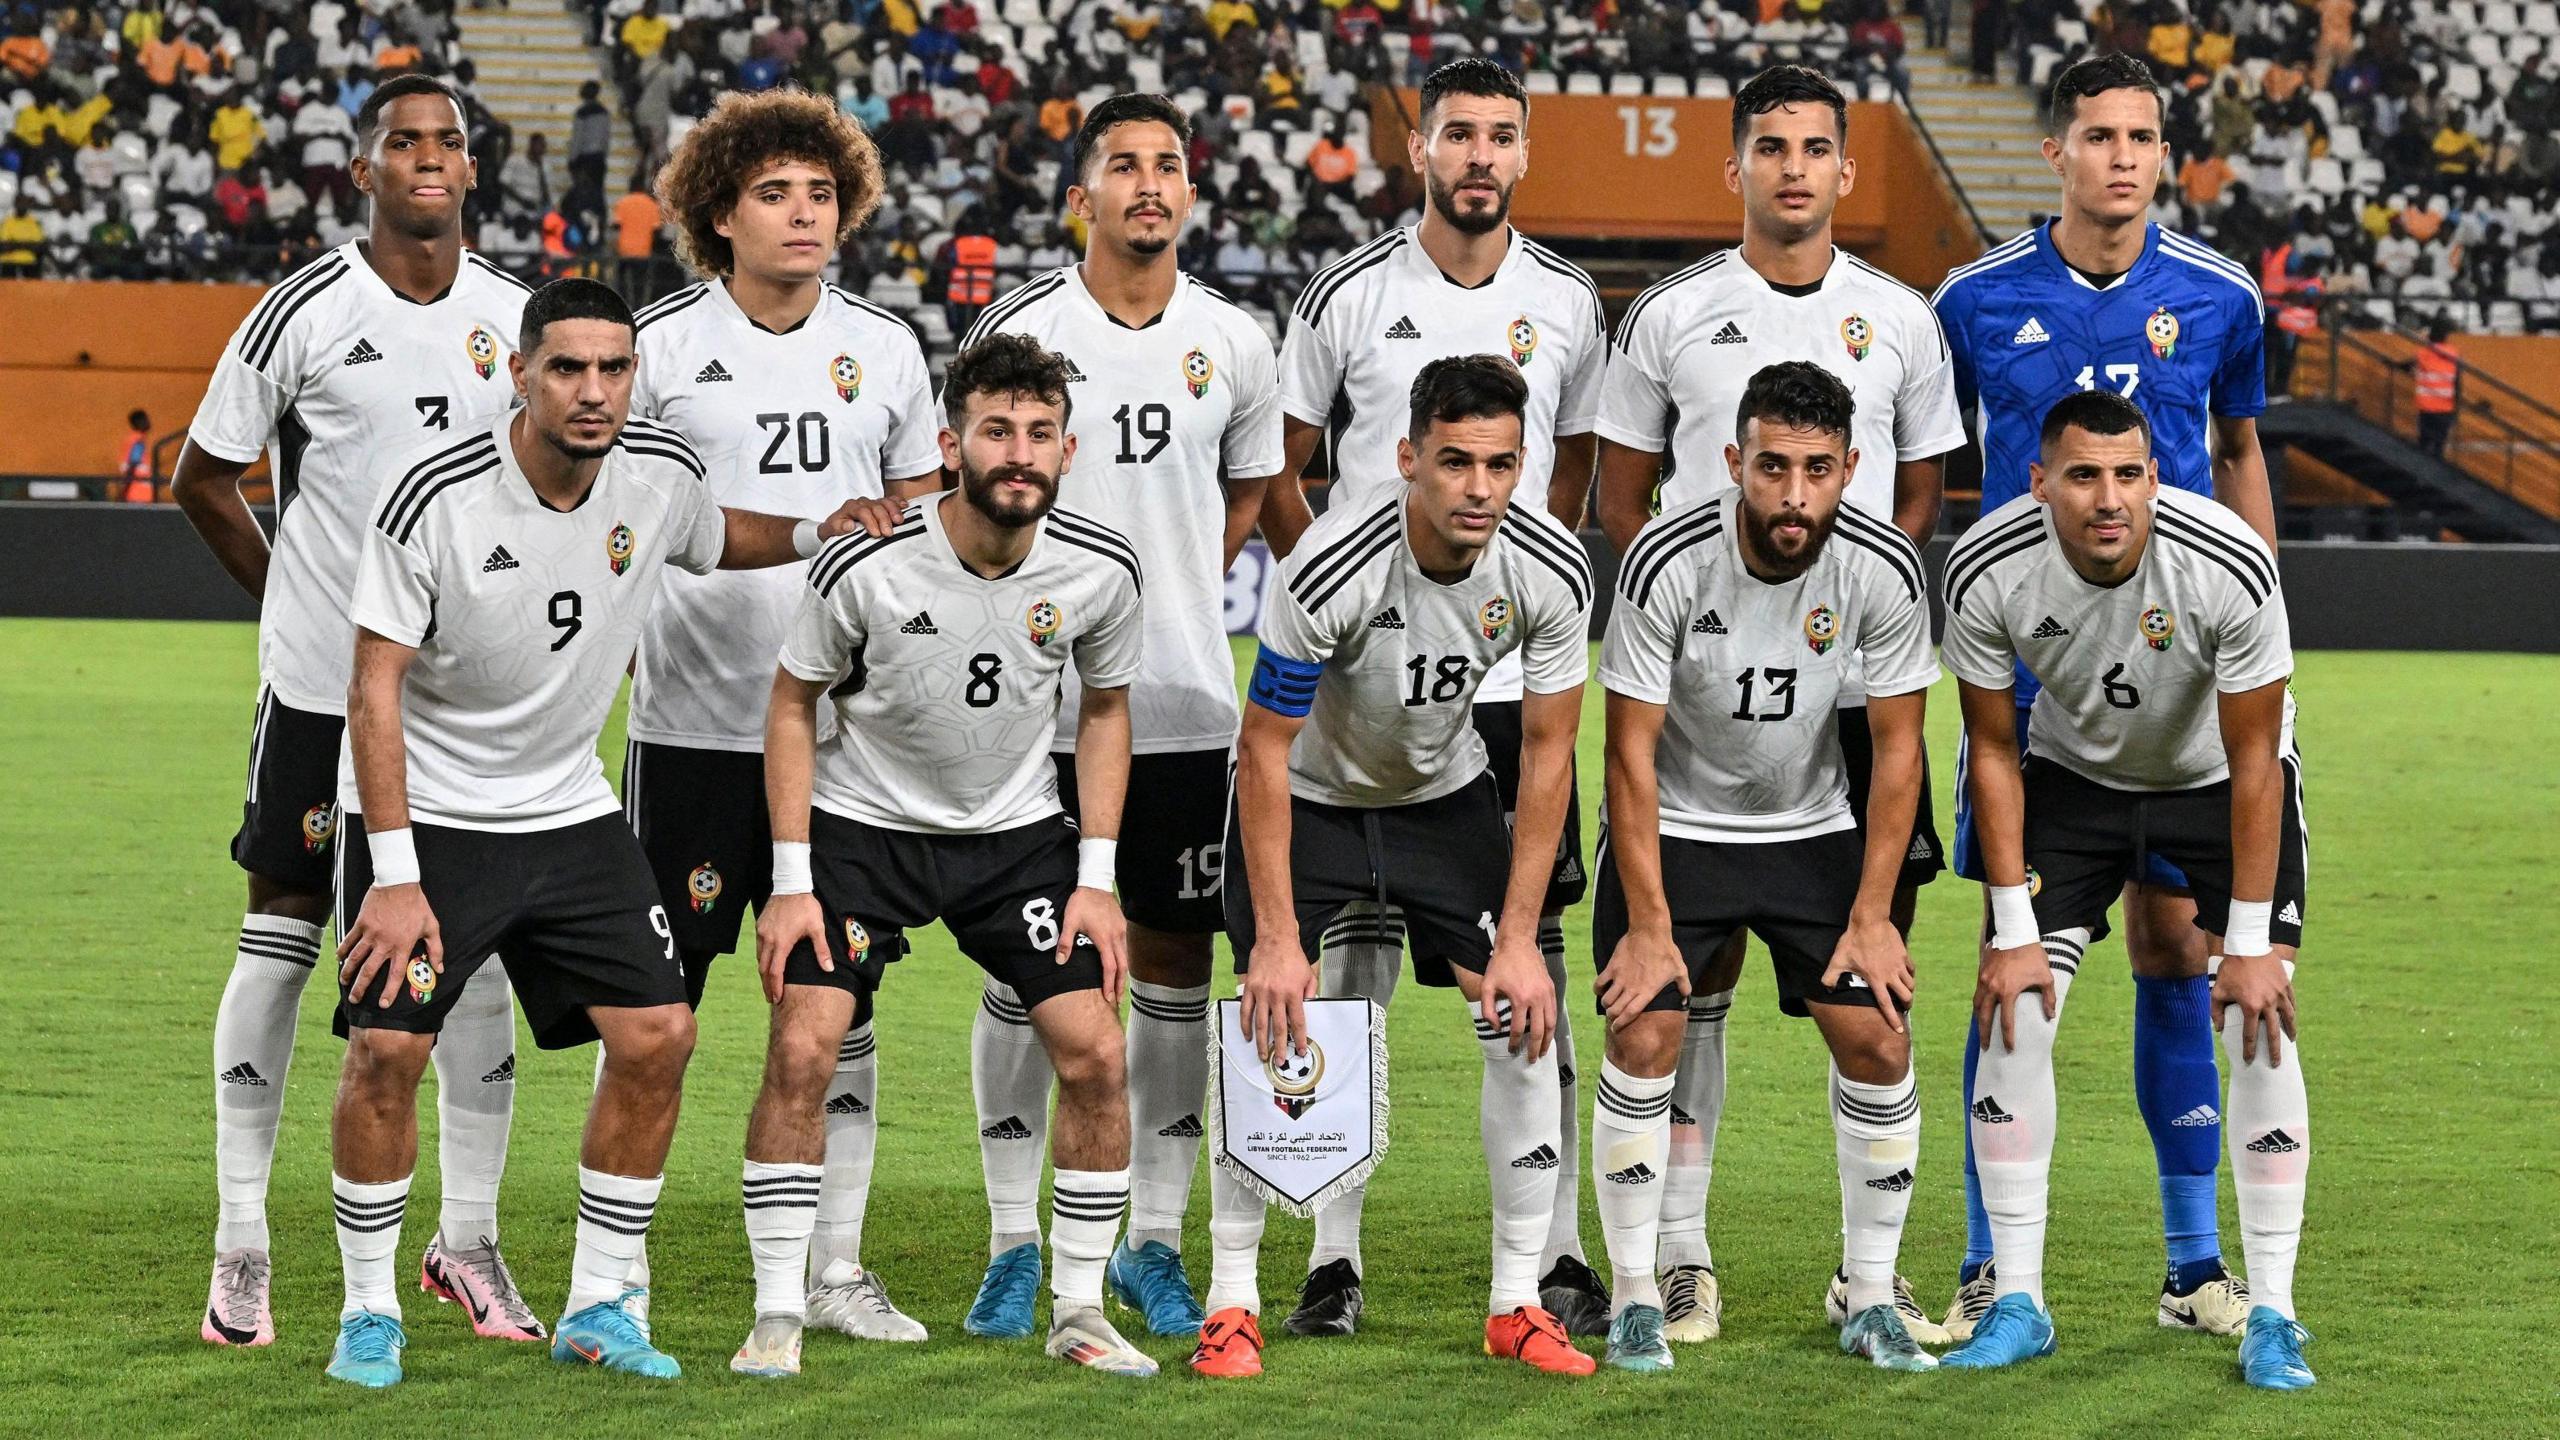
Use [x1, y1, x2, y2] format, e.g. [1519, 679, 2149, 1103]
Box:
[347, 238, 458, 307]
[1064, 261, 1183, 331]
[492, 408, 608, 515]
[708, 276, 824, 336]
[2033, 219, 2162, 293]
[1402, 221, 1523, 290]
[923, 489, 1043, 581]
[1737, 243, 1843, 298]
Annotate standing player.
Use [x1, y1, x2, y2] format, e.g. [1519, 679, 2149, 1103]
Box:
[1591, 363, 1938, 1375]
[1591, 64, 1963, 1345]
[1937, 391, 2313, 1391]
[622, 88, 944, 1341]
[734, 334, 1156, 1380]
[1258, 55, 1614, 1336]
[324, 278, 857, 1388]
[953, 92, 1283, 1341]
[173, 72, 537, 1349]
[1193, 356, 1595, 1379]
[1932, 51, 2275, 1339]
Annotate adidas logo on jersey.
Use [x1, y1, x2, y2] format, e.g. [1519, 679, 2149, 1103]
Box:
[980, 1115, 1033, 1140]
[2246, 1128, 2303, 1154]
[695, 359, 733, 383]
[1059, 356, 1089, 382]
[481, 1055, 514, 1084]
[1971, 1097, 2015, 1124]
[826, 1092, 871, 1116]
[2029, 615, 2071, 639]
[1603, 1162, 1657, 1185]
[1710, 320, 1748, 345]
[342, 338, 384, 366]
[900, 611, 939, 635]
[2278, 900, 2302, 926]
[1368, 606, 1405, 629]
[2013, 317, 2052, 346]
[1157, 1114, 1204, 1138]
[2170, 1104, 2219, 1127]
[1692, 609, 1727, 635]
[482, 545, 519, 573]
[219, 1062, 268, 1087]
[1510, 1144, 1560, 1170]
[1383, 315, 1422, 339]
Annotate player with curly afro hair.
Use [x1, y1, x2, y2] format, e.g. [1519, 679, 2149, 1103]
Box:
[653, 87, 887, 280]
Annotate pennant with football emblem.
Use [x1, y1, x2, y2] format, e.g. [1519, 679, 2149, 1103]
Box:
[1209, 997, 1387, 1216]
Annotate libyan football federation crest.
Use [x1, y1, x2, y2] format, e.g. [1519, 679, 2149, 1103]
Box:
[1507, 315, 1538, 366]
[1478, 594, 1513, 641]
[406, 956, 438, 1004]
[606, 522, 636, 576]
[1267, 1037, 1324, 1118]
[466, 325, 498, 380]
[1027, 597, 1063, 646]
[301, 804, 336, 854]
[1804, 603, 1841, 655]
[1841, 312, 1873, 362]
[2140, 604, 2176, 651]
[687, 862, 722, 913]
[2145, 306, 2180, 360]
[842, 916, 871, 960]
[830, 353, 862, 402]
[1182, 347, 1213, 398]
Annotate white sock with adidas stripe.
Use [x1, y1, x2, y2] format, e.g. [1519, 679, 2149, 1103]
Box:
[1125, 980, 1210, 1252]
[1205, 1160, 1267, 1315]
[214, 915, 323, 1253]
[811, 1021, 878, 1277]
[1048, 1169, 1129, 1311]
[1970, 935, 2081, 1310]
[972, 982, 1051, 1256]
[569, 1168, 662, 1314]
[1308, 905, 1403, 1275]
[432, 957, 516, 1249]
[745, 1160, 822, 1319]
[1478, 1001, 1562, 1314]
[1591, 1060, 1674, 1314]
[1656, 988, 1733, 1272]
[2220, 961, 2309, 1320]
[1832, 1062, 1922, 1316]
[333, 1173, 409, 1320]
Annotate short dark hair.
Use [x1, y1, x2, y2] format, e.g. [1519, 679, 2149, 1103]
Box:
[356, 73, 467, 149]
[2047, 52, 2164, 136]
[942, 331, 1076, 429]
[1732, 64, 1848, 150]
[1735, 361, 1854, 446]
[2038, 388, 2153, 454]
[1072, 92, 1190, 181]
[128, 409, 150, 429]
[1406, 353, 1529, 443]
[518, 277, 634, 357]
[1418, 56, 1529, 127]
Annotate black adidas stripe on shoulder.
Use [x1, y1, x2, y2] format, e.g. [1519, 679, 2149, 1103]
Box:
[826, 283, 908, 328]
[465, 251, 534, 293]
[962, 270, 1069, 349]
[1944, 512, 2047, 615]
[1292, 230, 1406, 327]
[1615, 250, 1730, 348]
[634, 283, 711, 332]
[1504, 507, 1595, 611]
[239, 254, 352, 372]
[1619, 503, 1725, 609]
[1285, 501, 1401, 609]
[1046, 508, 1145, 578]
[1298, 524, 1400, 616]
[2152, 510, 2273, 605]
[1840, 253, 1931, 309]
[1187, 274, 1232, 305]
[1943, 507, 2044, 583]
[614, 417, 707, 480]
[1522, 239, 1607, 332]
[2152, 501, 2277, 595]
[377, 431, 501, 545]
[1832, 507, 1926, 602]
[1050, 522, 1145, 593]
[810, 517, 927, 596]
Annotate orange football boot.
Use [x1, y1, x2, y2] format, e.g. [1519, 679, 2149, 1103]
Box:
[1485, 1305, 1597, 1375]
[1189, 1307, 1265, 1377]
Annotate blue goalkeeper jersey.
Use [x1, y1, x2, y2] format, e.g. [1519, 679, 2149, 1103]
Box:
[1933, 221, 2266, 510]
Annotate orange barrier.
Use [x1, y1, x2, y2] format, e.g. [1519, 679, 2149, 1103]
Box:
[1, 280, 264, 480]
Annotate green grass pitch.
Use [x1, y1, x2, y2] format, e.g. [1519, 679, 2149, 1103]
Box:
[2, 619, 2554, 1437]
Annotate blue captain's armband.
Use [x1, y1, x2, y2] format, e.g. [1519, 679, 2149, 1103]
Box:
[1247, 646, 1322, 717]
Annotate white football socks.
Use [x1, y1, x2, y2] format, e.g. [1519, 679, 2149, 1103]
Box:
[1970, 931, 2083, 1310]
[569, 1168, 662, 1314]
[1538, 917, 1589, 1273]
[1831, 1063, 1923, 1315]
[972, 981, 1051, 1255]
[1478, 1001, 1563, 1314]
[431, 957, 515, 1248]
[1655, 988, 1732, 1272]
[1591, 1060, 1674, 1313]
[1205, 1161, 1267, 1315]
[1306, 907, 1403, 1275]
[811, 1022, 878, 1277]
[1124, 980, 1210, 1252]
[744, 1160, 822, 1319]
[1049, 1168, 1129, 1311]
[2220, 963, 2309, 1320]
[214, 915, 322, 1253]
[333, 1173, 409, 1320]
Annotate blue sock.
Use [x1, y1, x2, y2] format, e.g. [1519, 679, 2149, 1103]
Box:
[1960, 1012, 1993, 1278]
[2133, 974, 2224, 1281]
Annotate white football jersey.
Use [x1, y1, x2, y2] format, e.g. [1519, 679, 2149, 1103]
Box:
[1257, 494, 1592, 809]
[345, 413, 726, 831]
[1600, 491, 1938, 843]
[625, 280, 943, 752]
[1941, 486, 2293, 792]
[961, 265, 1283, 754]
[1278, 224, 1608, 702]
[1597, 246, 1964, 521]
[189, 243, 528, 715]
[778, 494, 1146, 835]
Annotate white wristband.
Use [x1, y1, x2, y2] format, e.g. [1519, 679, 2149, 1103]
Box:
[791, 519, 821, 559]
[1988, 883, 2040, 951]
[2222, 899, 2274, 958]
[1077, 838, 1117, 892]
[368, 827, 420, 887]
[771, 841, 813, 896]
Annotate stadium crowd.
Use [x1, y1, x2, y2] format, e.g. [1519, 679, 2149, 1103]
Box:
[2, 0, 2555, 336]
